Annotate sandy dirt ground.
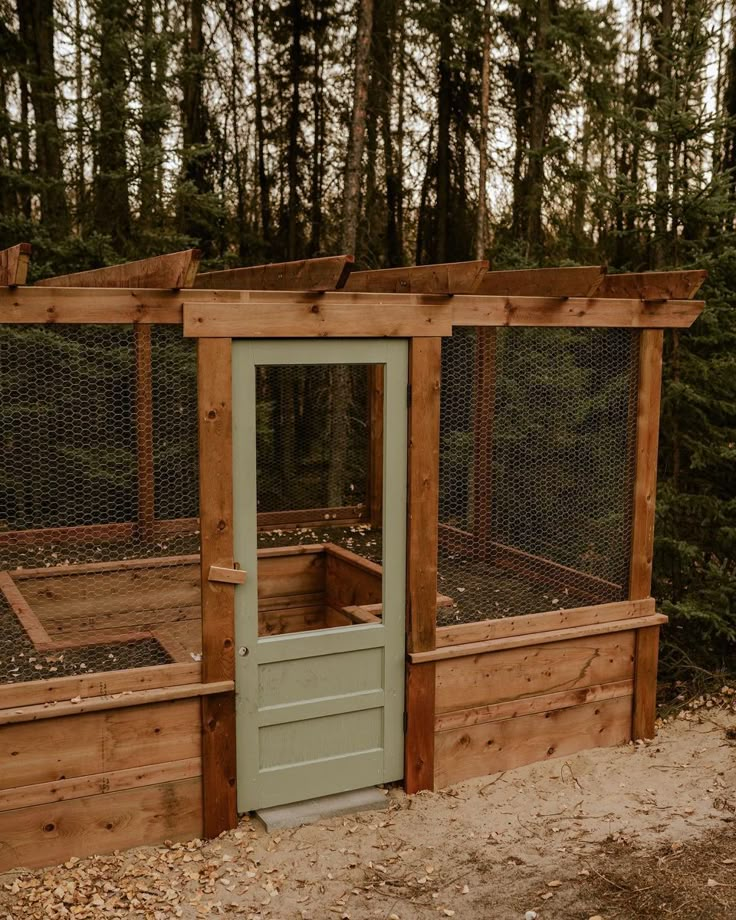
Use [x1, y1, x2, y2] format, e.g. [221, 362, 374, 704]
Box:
[1, 706, 735, 920]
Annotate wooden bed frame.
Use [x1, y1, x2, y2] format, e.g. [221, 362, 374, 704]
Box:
[0, 246, 705, 871]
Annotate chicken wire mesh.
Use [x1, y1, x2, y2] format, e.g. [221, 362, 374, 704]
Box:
[0, 324, 200, 684]
[438, 326, 640, 627]
[254, 363, 381, 561]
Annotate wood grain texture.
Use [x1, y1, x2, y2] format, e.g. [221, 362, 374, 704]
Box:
[0, 777, 202, 873]
[436, 598, 655, 647]
[0, 662, 201, 710]
[595, 270, 707, 300]
[475, 265, 605, 297]
[183, 299, 453, 337]
[0, 682, 233, 725]
[0, 757, 201, 812]
[201, 692, 237, 838]
[403, 338, 442, 795]
[344, 260, 488, 294]
[434, 678, 634, 732]
[405, 662, 436, 793]
[632, 625, 660, 740]
[0, 287, 704, 329]
[0, 243, 31, 286]
[451, 295, 704, 328]
[434, 695, 632, 788]
[629, 330, 664, 599]
[195, 255, 354, 290]
[434, 630, 636, 714]
[35, 249, 201, 289]
[415, 613, 665, 663]
[197, 337, 237, 834]
[0, 699, 200, 790]
[407, 338, 441, 654]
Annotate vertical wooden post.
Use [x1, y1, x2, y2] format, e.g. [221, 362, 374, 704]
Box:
[629, 329, 664, 739]
[405, 337, 441, 793]
[134, 326, 155, 542]
[198, 337, 238, 835]
[367, 366, 384, 528]
[473, 328, 496, 559]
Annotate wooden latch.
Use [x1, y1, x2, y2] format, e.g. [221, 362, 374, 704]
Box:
[208, 564, 247, 585]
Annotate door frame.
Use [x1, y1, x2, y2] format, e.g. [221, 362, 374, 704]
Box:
[196, 336, 442, 836]
[231, 338, 408, 811]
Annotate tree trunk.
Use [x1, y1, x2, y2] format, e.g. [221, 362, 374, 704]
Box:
[286, 0, 304, 259]
[179, 0, 211, 246]
[524, 0, 552, 255]
[653, 0, 673, 268]
[253, 0, 272, 250]
[476, 0, 492, 260]
[435, 2, 451, 263]
[342, 0, 374, 255]
[92, 0, 131, 248]
[309, 0, 326, 255]
[17, 0, 69, 233]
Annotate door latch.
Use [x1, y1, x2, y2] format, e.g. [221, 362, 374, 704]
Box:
[208, 564, 247, 584]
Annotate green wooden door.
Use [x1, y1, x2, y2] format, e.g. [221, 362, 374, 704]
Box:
[232, 339, 408, 811]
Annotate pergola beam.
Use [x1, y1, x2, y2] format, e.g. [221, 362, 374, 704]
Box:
[595, 270, 707, 301]
[0, 243, 31, 286]
[195, 255, 354, 291]
[475, 265, 605, 297]
[35, 249, 201, 289]
[343, 260, 488, 294]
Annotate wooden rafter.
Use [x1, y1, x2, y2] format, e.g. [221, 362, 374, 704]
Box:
[0, 243, 31, 286]
[195, 254, 354, 290]
[475, 265, 605, 297]
[35, 249, 202, 289]
[343, 260, 488, 294]
[595, 270, 707, 301]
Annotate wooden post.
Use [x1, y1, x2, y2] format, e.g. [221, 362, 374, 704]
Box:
[198, 338, 238, 835]
[629, 329, 664, 739]
[405, 337, 441, 793]
[367, 366, 384, 528]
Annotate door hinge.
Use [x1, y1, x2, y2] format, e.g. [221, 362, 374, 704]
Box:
[403, 710, 408, 734]
[406, 383, 412, 408]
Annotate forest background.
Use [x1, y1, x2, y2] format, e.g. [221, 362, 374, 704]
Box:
[0, 0, 734, 683]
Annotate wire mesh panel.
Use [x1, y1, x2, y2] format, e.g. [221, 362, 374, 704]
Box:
[438, 327, 640, 627]
[0, 324, 200, 684]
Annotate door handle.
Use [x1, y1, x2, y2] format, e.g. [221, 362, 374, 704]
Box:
[208, 564, 247, 585]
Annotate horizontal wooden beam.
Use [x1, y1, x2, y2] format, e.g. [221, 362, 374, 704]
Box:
[343, 260, 488, 294]
[183, 299, 453, 337]
[0, 757, 202, 813]
[434, 678, 634, 733]
[0, 661, 201, 710]
[35, 249, 201, 289]
[451, 295, 704, 328]
[476, 265, 605, 297]
[0, 243, 31, 286]
[411, 611, 667, 663]
[0, 288, 705, 329]
[0, 680, 234, 725]
[436, 597, 655, 647]
[595, 270, 707, 301]
[195, 255, 354, 290]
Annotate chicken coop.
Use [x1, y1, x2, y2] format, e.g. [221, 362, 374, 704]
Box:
[0, 245, 705, 871]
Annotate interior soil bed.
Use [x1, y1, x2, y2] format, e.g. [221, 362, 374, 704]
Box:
[0, 523, 621, 686]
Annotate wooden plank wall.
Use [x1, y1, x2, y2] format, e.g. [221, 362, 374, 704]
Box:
[0, 699, 203, 872]
[433, 627, 638, 788]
